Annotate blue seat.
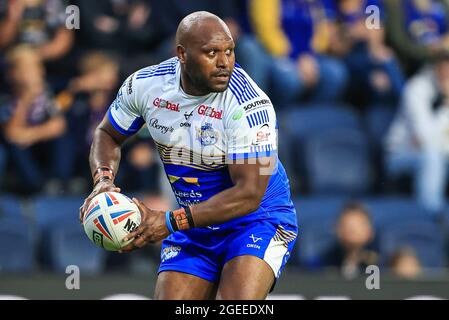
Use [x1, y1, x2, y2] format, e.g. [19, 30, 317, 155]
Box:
[305, 128, 373, 194]
[378, 220, 446, 268]
[294, 196, 346, 222]
[295, 220, 336, 269]
[365, 106, 395, 147]
[0, 194, 23, 219]
[281, 104, 360, 139]
[49, 222, 106, 274]
[279, 105, 361, 192]
[293, 196, 346, 268]
[0, 217, 35, 273]
[362, 197, 431, 229]
[32, 196, 85, 269]
[33, 196, 84, 231]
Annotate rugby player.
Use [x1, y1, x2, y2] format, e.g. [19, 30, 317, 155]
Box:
[80, 11, 298, 300]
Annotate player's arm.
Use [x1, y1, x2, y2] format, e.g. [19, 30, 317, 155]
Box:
[121, 157, 275, 252]
[80, 74, 143, 222]
[89, 116, 128, 180]
[79, 115, 131, 222]
[189, 158, 274, 226]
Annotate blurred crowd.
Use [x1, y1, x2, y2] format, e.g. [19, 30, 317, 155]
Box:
[2, 0, 449, 278]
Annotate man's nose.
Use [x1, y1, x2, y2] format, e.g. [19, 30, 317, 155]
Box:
[216, 52, 229, 69]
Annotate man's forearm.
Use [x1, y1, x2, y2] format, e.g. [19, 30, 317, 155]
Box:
[89, 127, 122, 179]
[190, 184, 262, 227]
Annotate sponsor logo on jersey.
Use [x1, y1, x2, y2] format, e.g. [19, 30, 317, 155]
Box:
[247, 234, 262, 249]
[168, 175, 200, 186]
[246, 109, 269, 128]
[173, 190, 203, 199]
[252, 124, 270, 145]
[127, 74, 134, 94]
[196, 123, 218, 146]
[250, 234, 263, 243]
[179, 111, 194, 127]
[243, 99, 270, 113]
[161, 245, 181, 262]
[153, 97, 180, 112]
[184, 111, 194, 120]
[112, 98, 121, 110]
[148, 118, 174, 134]
[198, 104, 222, 120]
[232, 108, 244, 121]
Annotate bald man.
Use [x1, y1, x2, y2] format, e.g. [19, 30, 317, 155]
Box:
[80, 11, 298, 300]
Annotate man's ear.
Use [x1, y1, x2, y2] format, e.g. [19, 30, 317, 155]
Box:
[177, 45, 186, 64]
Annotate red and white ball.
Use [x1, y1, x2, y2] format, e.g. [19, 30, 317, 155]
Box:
[83, 192, 141, 251]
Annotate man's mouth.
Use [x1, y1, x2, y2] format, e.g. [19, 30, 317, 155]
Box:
[213, 73, 230, 81]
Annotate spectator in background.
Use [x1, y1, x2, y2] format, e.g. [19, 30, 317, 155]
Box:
[322, 202, 378, 279]
[147, 0, 266, 86]
[58, 51, 163, 195]
[55, 51, 120, 192]
[389, 247, 422, 279]
[0, 45, 66, 194]
[385, 51, 449, 216]
[73, 0, 168, 76]
[386, 0, 449, 75]
[247, 0, 348, 106]
[0, 0, 73, 61]
[335, 0, 404, 111]
[115, 133, 163, 195]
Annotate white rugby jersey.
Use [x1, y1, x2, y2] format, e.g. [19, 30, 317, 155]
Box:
[108, 57, 294, 224]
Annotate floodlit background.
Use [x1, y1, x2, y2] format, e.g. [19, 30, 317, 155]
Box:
[1, 0, 449, 299]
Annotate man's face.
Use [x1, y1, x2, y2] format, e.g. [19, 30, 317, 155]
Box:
[183, 29, 235, 93]
[336, 211, 373, 251]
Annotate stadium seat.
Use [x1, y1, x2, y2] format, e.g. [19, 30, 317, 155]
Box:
[0, 217, 35, 273]
[292, 196, 346, 268]
[0, 194, 23, 219]
[31, 196, 86, 269]
[365, 106, 395, 147]
[362, 197, 431, 229]
[378, 220, 446, 269]
[295, 220, 336, 270]
[305, 128, 373, 195]
[49, 222, 106, 274]
[279, 105, 362, 193]
[294, 196, 346, 221]
[33, 196, 84, 231]
[281, 104, 361, 139]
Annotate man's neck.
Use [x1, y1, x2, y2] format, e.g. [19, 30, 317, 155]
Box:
[180, 70, 209, 96]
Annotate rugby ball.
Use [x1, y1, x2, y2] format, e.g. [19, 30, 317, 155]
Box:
[83, 192, 141, 251]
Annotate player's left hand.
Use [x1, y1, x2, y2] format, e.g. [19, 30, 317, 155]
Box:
[119, 197, 169, 253]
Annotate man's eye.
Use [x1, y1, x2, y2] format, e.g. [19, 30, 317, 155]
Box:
[226, 49, 233, 55]
[208, 50, 216, 56]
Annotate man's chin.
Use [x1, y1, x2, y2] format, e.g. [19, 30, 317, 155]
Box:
[210, 83, 229, 93]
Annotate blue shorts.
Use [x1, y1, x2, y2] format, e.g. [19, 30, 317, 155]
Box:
[158, 211, 298, 283]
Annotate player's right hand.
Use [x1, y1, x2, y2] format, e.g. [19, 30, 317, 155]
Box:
[79, 180, 121, 224]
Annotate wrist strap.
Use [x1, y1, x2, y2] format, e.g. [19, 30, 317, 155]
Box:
[165, 211, 175, 233]
[93, 166, 114, 186]
[165, 206, 195, 233]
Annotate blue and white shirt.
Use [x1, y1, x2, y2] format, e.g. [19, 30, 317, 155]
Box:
[109, 57, 296, 227]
